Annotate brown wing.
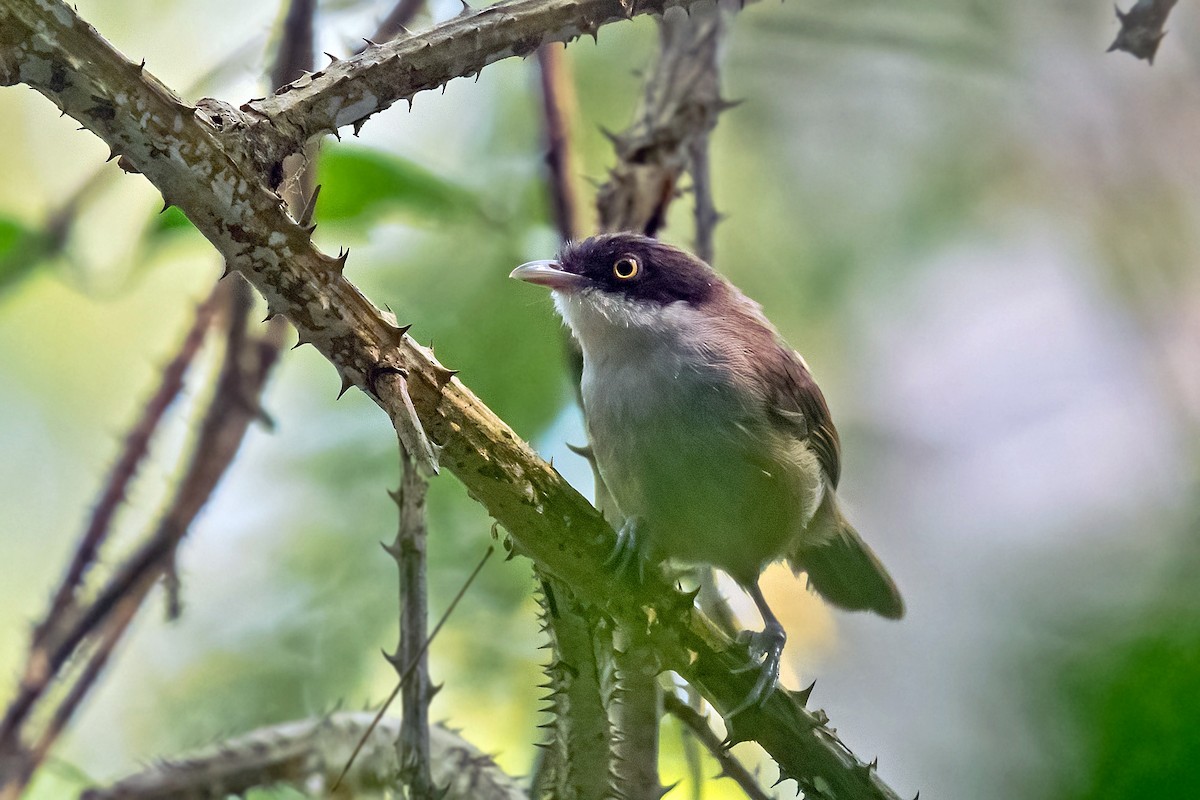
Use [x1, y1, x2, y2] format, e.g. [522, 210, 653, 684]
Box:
[764, 348, 842, 487]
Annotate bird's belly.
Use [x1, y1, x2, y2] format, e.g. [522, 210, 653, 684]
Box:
[582, 365, 807, 583]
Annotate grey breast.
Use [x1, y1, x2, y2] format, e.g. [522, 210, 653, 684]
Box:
[580, 326, 805, 580]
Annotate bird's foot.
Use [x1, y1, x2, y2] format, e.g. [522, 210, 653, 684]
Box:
[726, 621, 786, 717]
[604, 516, 649, 583]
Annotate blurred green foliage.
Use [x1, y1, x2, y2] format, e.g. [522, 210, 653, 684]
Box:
[1067, 630, 1200, 799]
[0, 216, 48, 299]
[315, 145, 482, 226]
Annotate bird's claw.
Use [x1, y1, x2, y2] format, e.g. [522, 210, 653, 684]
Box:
[726, 622, 786, 717]
[603, 516, 648, 583]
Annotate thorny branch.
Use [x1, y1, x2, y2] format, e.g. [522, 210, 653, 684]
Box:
[591, 5, 732, 796]
[387, 448, 437, 799]
[596, 2, 732, 235]
[30, 286, 222, 650]
[1108, 0, 1180, 64]
[0, 0, 906, 797]
[81, 712, 529, 800]
[202, 0, 720, 187]
[0, 281, 288, 799]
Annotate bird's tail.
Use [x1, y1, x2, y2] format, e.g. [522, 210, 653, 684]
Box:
[788, 496, 904, 619]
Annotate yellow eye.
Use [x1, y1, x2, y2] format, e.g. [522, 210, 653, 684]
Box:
[613, 256, 640, 280]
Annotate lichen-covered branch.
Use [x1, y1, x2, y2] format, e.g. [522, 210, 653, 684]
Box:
[81, 712, 529, 800]
[0, 2, 905, 797]
[1108, 0, 1180, 64]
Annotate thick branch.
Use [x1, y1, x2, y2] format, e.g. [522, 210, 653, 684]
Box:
[234, 0, 715, 177]
[0, 2, 904, 797]
[81, 712, 528, 800]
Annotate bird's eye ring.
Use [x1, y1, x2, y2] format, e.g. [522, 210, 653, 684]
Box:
[613, 256, 640, 280]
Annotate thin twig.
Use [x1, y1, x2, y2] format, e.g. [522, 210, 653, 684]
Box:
[30, 286, 222, 649]
[664, 694, 772, 800]
[688, 131, 719, 264]
[536, 43, 587, 243]
[388, 448, 436, 799]
[333, 546, 495, 791]
[0, 287, 284, 800]
[27, 593, 141, 770]
[533, 40, 621, 800]
[273, 0, 317, 88]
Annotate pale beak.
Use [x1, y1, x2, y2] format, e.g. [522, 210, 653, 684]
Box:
[509, 259, 590, 292]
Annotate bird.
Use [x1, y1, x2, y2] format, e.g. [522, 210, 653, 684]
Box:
[510, 232, 903, 713]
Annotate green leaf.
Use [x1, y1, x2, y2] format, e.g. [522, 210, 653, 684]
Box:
[146, 205, 196, 238]
[315, 145, 480, 227]
[0, 216, 49, 298]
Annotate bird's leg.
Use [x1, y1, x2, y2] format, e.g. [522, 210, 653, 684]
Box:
[603, 515, 649, 583]
[727, 582, 786, 717]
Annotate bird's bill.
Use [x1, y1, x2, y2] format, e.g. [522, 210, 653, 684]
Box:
[509, 260, 590, 291]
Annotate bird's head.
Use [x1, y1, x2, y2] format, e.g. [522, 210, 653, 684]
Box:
[510, 233, 719, 309]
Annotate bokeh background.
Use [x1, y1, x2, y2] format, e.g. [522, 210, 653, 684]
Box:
[2, 0, 1199, 797]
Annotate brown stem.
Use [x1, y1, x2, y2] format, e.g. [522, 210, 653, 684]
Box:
[0, 289, 285, 800]
[689, 130, 720, 264]
[30, 286, 221, 650]
[536, 44, 587, 243]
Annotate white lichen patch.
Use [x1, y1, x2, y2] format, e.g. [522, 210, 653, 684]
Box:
[333, 91, 379, 129]
[250, 246, 281, 269]
[18, 56, 52, 86]
[30, 31, 60, 53]
[173, 113, 183, 133]
[210, 169, 236, 209]
[268, 231, 287, 247]
[37, 0, 75, 28]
